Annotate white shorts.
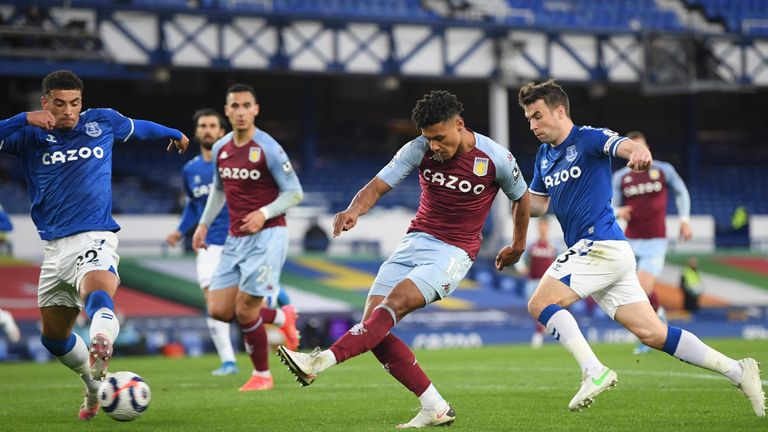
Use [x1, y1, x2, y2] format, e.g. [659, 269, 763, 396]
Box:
[544, 239, 648, 319]
[38, 231, 120, 309]
[196, 244, 223, 289]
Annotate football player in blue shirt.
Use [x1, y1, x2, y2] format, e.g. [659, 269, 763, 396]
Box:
[0, 70, 189, 420]
[166, 108, 239, 376]
[518, 79, 764, 416]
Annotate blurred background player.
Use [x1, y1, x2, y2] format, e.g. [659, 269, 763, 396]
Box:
[192, 84, 303, 392]
[277, 90, 530, 428]
[0, 307, 21, 344]
[515, 217, 559, 348]
[0, 202, 13, 255]
[166, 108, 238, 376]
[681, 257, 702, 313]
[611, 130, 693, 354]
[0, 70, 189, 420]
[520, 79, 765, 416]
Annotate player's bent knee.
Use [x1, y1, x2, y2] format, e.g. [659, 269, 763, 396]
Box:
[634, 328, 665, 349]
[208, 307, 233, 323]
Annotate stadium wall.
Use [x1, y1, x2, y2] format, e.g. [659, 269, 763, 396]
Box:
[9, 213, 763, 260]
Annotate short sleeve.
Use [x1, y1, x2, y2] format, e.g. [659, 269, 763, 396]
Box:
[495, 152, 528, 201]
[98, 108, 135, 142]
[377, 139, 427, 188]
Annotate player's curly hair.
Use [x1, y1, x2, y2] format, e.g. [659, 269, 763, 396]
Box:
[517, 79, 570, 117]
[411, 90, 464, 129]
[42, 70, 84, 96]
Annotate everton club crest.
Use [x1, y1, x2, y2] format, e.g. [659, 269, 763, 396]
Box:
[85, 122, 102, 138]
[565, 145, 578, 162]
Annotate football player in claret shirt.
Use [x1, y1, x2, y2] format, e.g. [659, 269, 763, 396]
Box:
[0, 70, 189, 420]
[611, 130, 693, 354]
[277, 90, 531, 428]
[192, 84, 302, 392]
[519, 79, 764, 416]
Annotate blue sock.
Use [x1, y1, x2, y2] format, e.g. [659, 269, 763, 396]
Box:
[277, 289, 291, 307]
[85, 290, 114, 320]
[41, 334, 76, 357]
[662, 325, 682, 355]
[537, 304, 563, 327]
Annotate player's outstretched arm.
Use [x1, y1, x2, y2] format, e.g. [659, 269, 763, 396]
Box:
[616, 138, 652, 171]
[496, 191, 531, 270]
[130, 119, 189, 153]
[332, 176, 392, 237]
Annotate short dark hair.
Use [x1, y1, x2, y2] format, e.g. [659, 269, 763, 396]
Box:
[411, 90, 464, 129]
[226, 84, 257, 103]
[193, 108, 227, 130]
[517, 79, 570, 117]
[42, 70, 84, 96]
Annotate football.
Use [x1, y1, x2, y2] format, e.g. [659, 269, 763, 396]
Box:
[97, 371, 151, 421]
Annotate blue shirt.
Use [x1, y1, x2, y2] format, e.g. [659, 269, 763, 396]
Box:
[177, 155, 228, 245]
[0, 203, 12, 232]
[529, 125, 627, 248]
[0, 108, 181, 241]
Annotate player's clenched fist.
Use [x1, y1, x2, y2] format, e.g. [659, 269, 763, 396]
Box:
[332, 210, 358, 237]
[167, 133, 190, 154]
[26, 110, 56, 130]
[627, 146, 652, 171]
[192, 224, 208, 252]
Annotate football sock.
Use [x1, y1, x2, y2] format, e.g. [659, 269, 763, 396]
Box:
[260, 307, 286, 327]
[329, 305, 396, 364]
[206, 317, 236, 364]
[418, 384, 446, 411]
[85, 290, 119, 342]
[251, 369, 272, 378]
[42, 333, 100, 393]
[539, 304, 604, 376]
[662, 326, 743, 383]
[371, 333, 432, 398]
[240, 317, 269, 372]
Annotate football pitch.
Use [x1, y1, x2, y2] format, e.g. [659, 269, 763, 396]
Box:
[1, 339, 765, 431]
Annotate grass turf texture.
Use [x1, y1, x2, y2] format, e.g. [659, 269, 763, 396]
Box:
[1, 339, 765, 431]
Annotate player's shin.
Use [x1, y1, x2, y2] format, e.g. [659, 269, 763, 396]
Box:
[539, 304, 605, 376]
[329, 305, 396, 364]
[662, 325, 742, 383]
[372, 334, 433, 404]
[41, 333, 100, 394]
[85, 290, 120, 342]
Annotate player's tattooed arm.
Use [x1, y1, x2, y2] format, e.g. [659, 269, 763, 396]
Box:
[332, 176, 392, 237]
[496, 191, 530, 270]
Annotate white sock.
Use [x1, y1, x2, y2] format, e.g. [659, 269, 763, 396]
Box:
[418, 384, 446, 411]
[272, 308, 286, 327]
[206, 317, 236, 364]
[58, 333, 101, 394]
[672, 329, 743, 383]
[315, 350, 337, 373]
[545, 308, 604, 376]
[89, 307, 120, 342]
[252, 369, 271, 378]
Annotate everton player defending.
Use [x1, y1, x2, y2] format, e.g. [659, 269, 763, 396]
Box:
[0, 70, 189, 420]
[277, 90, 530, 428]
[611, 130, 693, 354]
[166, 108, 240, 376]
[192, 84, 303, 392]
[518, 79, 764, 416]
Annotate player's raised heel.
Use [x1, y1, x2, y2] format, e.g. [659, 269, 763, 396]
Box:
[736, 358, 766, 417]
[277, 346, 319, 387]
[568, 368, 618, 412]
[279, 305, 301, 351]
[78, 390, 99, 421]
[396, 402, 455, 429]
[89, 333, 113, 381]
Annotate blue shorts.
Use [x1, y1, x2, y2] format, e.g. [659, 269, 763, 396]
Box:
[370, 232, 472, 304]
[210, 226, 287, 297]
[628, 238, 668, 277]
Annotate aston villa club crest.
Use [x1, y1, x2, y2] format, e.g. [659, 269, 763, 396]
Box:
[473, 157, 489, 177]
[248, 147, 261, 163]
[649, 168, 660, 180]
[565, 145, 578, 162]
[84, 122, 102, 138]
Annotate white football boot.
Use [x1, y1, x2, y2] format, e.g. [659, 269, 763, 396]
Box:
[568, 368, 618, 411]
[736, 358, 765, 417]
[277, 346, 321, 386]
[396, 401, 455, 429]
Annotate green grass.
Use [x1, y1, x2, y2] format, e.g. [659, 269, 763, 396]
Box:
[1, 340, 766, 431]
